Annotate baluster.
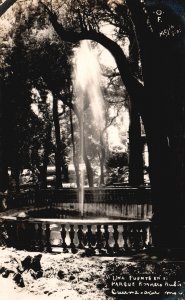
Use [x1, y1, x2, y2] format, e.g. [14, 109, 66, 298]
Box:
[29, 190, 33, 202]
[61, 224, 68, 253]
[103, 224, 110, 254]
[98, 189, 101, 202]
[34, 222, 43, 251]
[118, 225, 124, 251]
[29, 193, 32, 206]
[73, 224, 79, 247]
[86, 225, 93, 248]
[15, 222, 19, 247]
[143, 223, 152, 249]
[32, 192, 35, 206]
[129, 225, 135, 250]
[17, 222, 27, 249]
[96, 225, 103, 254]
[125, 204, 128, 216]
[77, 225, 84, 249]
[140, 226, 145, 249]
[38, 222, 44, 251]
[108, 224, 113, 242]
[148, 224, 153, 247]
[6, 222, 16, 247]
[85, 225, 95, 255]
[45, 223, 52, 252]
[23, 221, 31, 250]
[32, 223, 38, 249]
[27, 222, 35, 250]
[92, 225, 97, 246]
[108, 225, 115, 255]
[146, 204, 150, 218]
[141, 204, 145, 219]
[123, 224, 129, 252]
[69, 224, 77, 253]
[115, 190, 118, 202]
[105, 190, 108, 202]
[133, 225, 141, 251]
[141, 224, 147, 249]
[137, 205, 142, 219]
[113, 224, 119, 253]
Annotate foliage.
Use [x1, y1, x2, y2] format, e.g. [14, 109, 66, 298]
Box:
[107, 151, 128, 168]
[0, 0, 146, 188]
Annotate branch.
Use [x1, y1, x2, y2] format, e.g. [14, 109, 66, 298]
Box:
[53, 91, 81, 121]
[43, 4, 144, 107]
[104, 105, 122, 132]
[58, 111, 65, 118]
[0, 0, 17, 17]
[125, 0, 152, 40]
[102, 70, 120, 78]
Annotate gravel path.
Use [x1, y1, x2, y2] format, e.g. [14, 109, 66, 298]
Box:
[1, 246, 185, 300]
[0, 247, 115, 300]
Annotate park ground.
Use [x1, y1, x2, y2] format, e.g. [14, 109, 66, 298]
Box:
[1, 246, 185, 300]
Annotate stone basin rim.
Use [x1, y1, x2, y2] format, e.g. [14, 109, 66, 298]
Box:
[1, 215, 151, 224]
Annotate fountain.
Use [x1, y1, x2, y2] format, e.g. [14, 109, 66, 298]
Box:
[72, 40, 105, 217]
[0, 42, 152, 254]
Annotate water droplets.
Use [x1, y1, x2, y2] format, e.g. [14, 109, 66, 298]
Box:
[73, 40, 105, 129]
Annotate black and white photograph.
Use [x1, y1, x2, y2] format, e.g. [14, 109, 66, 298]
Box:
[0, 0, 185, 299]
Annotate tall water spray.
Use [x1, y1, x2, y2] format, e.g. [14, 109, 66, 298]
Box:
[73, 40, 105, 217]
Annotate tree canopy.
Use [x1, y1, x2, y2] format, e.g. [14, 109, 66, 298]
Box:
[0, 0, 185, 247]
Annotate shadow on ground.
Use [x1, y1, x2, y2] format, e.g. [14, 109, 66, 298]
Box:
[103, 248, 185, 300]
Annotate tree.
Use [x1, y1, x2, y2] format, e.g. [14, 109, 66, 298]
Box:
[0, 0, 133, 190]
[107, 150, 128, 185]
[42, 1, 144, 186]
[102, 65, 144, 186]
[1, 0, 185, 247]
[0, 0, 39, 192]
[0, 0, 46, 192]
[6, 6, 73, 189]
[45, 0, 185, 246]
[126, 0, 185, 246]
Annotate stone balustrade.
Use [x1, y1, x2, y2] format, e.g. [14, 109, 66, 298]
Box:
[7, 187, 151, 207]
[1, 217, 152, 255]
[6, 187, 152, 219]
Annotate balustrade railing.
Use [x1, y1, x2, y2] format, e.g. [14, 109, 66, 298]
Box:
[1, 217, 152, 255]
[7, 187, 151, 206]
[6, 188, 152, 219]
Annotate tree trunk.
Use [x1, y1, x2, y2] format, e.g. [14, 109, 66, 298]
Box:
[11, 167, 20, 192]
[128, 27, 144, 187]
[61, 162, 69, 182]
[70, 108, 80, 187]
[60, 136, 69, 183]
[53, 97, 62, 189]
[0, 84, 9, 192]
[39, 124, 51, 189]
[99, 132, 105, 186]
[39, 158, 48, 189]
[144, 84, 185, 247]
[128, 102, 144, 186]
